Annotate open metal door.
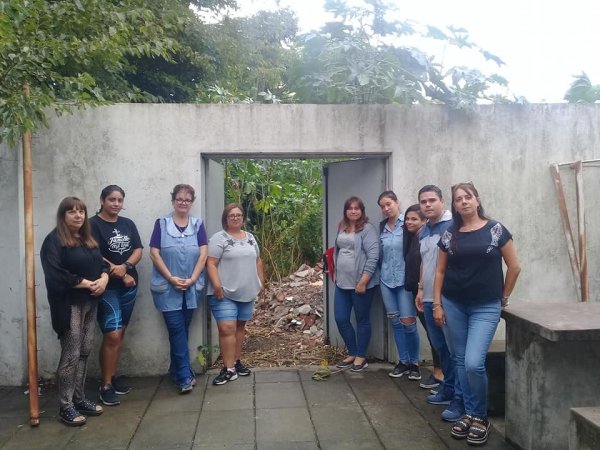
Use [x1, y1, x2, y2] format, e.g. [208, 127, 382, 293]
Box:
[203, 158, 225, 364]
[323, 158, 387, 360]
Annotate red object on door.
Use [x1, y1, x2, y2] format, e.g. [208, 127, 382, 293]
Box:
[325, 247, 335, 282]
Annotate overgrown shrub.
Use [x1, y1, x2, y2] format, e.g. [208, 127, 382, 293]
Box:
[221, 159, 325, 281]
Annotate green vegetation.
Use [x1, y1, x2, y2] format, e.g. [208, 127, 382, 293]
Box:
[1, 0, 516, 280]
[222, 159, 325, 281]
[564, 73, 600, 103]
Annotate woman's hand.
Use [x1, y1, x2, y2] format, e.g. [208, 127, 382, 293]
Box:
[433, 305, 445, 327]
[122, 273, 136, 288]
[110, 263, 127, 279]
[90, 273, 109, 296]
[355, 281, 367, 294]
[213, 285, 225, 300]
[169, 276, 188, 290]
[415, 291, 424, 312]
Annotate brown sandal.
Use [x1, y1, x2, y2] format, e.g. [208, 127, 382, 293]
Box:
[451, 414, 473, 439]
[467, 416, 491, 446]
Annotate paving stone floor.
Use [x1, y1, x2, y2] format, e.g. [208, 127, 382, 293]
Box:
[0, 365, 512, 449]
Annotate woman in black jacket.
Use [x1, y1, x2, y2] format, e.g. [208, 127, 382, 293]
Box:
[402, 204, 443, 390]
[41, 197, 109, 426]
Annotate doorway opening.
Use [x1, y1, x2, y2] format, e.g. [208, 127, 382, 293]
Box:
[202, 155, 390, 368]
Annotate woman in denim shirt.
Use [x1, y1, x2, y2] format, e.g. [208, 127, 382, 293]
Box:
[333, 196, 380, 372]
[150, 184, 208, 394]
[378, 191, 421, 380]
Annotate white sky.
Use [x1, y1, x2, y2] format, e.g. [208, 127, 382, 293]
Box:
[237, 0, 599, 103]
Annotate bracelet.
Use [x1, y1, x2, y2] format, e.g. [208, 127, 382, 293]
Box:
[417, 281, 424, 289]
[501, 296, 510, 306]
[432, 303, 442, 310]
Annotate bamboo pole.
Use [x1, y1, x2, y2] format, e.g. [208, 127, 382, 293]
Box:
[22, 85, 40, 426]
[572, 161, 589, 302]
[549, 164, 582, 301]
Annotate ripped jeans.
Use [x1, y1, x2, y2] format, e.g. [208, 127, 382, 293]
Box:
[380, 284, 420, 364]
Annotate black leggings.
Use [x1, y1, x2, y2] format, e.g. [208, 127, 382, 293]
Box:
[415, 298, 440, 369]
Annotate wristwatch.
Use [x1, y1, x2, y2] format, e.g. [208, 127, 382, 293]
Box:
[124, 262, 134, 271]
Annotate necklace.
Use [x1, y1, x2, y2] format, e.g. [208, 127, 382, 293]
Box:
[461, 220, 486, 232]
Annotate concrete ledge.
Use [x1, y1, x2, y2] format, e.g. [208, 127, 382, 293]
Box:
[570, 407, 600, 450]
[487, 340, 505, 416]
[501, 302, 600, 342]
[503, 302, 600, 449]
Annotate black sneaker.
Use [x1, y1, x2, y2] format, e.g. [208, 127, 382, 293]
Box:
[111, 376, 131, 395]
[99, 384, 120, 406]
[212, 368, 238, 385]
[408, 364, 422, 380]
[74, 399, 103, 416]
[419, 374, 442, 389]
[388, 362, 410, 378]
[235, 360, 251, 376]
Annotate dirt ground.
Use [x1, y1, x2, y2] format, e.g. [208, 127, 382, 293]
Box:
[212, 263, 346, 368]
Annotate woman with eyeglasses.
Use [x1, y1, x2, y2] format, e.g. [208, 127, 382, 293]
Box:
[149, 184, 208, 394]
[432, 182, 521, 446]
[206, 204, 264, 385]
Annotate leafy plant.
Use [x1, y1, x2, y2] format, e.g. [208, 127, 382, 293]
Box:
[221, 159, 325, 281]
[564, 73, 600, 103]
[289, 0, 509, 108]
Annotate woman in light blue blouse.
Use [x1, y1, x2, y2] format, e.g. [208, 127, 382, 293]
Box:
[378, 191, 420, 380]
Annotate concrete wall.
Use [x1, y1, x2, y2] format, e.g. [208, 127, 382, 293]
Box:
[0, 145, 26, 385]
[1, 103, 599, 385]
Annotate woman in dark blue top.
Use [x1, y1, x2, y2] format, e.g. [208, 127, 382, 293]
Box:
[432, 182, 521, 446]
[90, 185, 143, 406]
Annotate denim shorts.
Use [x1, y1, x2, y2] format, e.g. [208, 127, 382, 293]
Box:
[97, 286, 137, 333]
[208, 295, 254, 322]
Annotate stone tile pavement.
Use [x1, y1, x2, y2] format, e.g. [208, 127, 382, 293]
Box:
[0, 364, 512, 449]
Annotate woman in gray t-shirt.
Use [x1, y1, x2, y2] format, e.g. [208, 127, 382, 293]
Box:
[206, 204, 264, 386]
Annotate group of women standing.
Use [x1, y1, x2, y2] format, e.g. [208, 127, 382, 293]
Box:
[332, 194, 425, 377]
[41, 184, 263, 427]
[332, 183, 520, 447]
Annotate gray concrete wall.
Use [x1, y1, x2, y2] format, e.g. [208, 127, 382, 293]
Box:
[0, 145, 26, 385]
[1, 103, 599, 385]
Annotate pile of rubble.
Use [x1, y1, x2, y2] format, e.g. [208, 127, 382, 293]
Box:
[254, 263, 326, 349]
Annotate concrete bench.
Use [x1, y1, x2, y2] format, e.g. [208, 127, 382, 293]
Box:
[502, 302, 600, 450]
[486, 339, 505, 416]
[570, 407, 600, 450]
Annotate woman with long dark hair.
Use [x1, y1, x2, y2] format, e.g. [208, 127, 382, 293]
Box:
[402, 204, 444, 390]
[377, 192, 420, 380]
[41, 197, 109, 426]
[433, 182, 520, 446]
[90, 185, 143, 406]
[333, 196, 380, 372]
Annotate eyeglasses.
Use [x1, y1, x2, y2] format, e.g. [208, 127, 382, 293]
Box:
[175, 199, 193, 204]
[227, 214, 243, 219]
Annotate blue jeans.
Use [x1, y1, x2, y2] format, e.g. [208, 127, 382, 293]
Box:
[380, 284, 419, 364]
[443, 297, 501, 417]
[162, 294, 195, 387]
[424, 302, 461, 397]
[334, 286, 375, 357]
